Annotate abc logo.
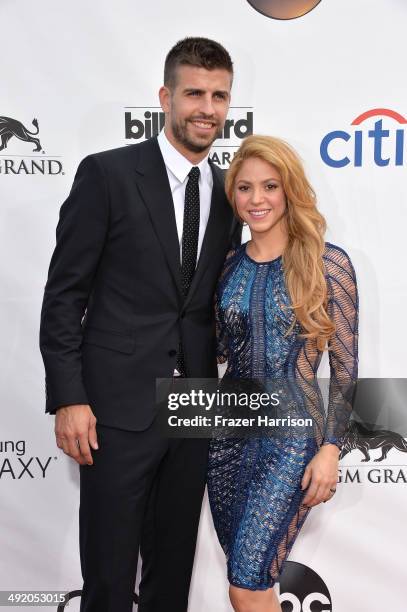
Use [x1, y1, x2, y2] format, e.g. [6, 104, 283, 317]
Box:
[277, 561, 332, 611]
[247, 0, 322, 20]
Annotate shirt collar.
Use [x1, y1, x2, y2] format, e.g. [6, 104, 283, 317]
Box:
[157, 129, 212, 184]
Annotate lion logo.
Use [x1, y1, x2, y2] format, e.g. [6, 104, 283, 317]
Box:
[340, 420, 407, 462]
[0, 116, 42, 152]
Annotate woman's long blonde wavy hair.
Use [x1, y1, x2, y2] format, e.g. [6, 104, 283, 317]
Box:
[225, 135, 335, 350]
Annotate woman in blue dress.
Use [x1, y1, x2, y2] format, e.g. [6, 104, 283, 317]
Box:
[207, 135, 358, 612]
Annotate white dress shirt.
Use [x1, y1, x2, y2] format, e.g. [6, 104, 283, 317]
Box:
[157, 130, 213, 264]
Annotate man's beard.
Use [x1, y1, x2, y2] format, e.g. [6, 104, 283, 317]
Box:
[171, 116, 223, 154]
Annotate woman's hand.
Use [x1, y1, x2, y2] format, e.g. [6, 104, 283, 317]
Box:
[301, 444, 340, 507]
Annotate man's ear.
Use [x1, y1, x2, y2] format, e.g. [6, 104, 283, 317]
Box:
[159, 86, 171, 113]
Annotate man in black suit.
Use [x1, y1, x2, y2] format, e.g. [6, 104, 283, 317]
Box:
[40, 38, 240, 612]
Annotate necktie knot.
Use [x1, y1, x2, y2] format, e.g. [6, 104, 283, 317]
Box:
[188, 166, 200, 182]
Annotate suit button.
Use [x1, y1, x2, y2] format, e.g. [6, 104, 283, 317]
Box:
[168, 349, 177, 357]
[180, 312, 185, 319]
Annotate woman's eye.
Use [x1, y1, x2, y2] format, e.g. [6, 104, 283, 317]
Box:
[238, 185, 249, 192]
[266, 183, 277, 190]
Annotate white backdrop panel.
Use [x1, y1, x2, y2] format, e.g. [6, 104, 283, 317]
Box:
[1, 1, 406, 610]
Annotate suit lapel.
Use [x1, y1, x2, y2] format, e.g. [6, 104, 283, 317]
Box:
[134, 138, 183, 297]
[183, 161, 230, 309]
[134, 139, 230, 308]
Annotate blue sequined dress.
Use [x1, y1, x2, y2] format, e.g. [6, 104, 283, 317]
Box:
[207, 242, 358, 590]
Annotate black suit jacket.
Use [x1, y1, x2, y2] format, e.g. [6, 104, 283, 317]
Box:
[40, 136, 240, 431]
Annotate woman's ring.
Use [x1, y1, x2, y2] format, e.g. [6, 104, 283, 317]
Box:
[329, 488, 336, 494]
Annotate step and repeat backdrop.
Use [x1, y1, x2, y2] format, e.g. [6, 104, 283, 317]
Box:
[1, 1, 406, 610]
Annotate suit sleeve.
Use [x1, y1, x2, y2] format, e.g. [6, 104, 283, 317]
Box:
[39, 155, 110, 414]
[230, 217, 242, 250]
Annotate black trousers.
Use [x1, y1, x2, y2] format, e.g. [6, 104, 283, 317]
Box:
[79, 420, 209, 612]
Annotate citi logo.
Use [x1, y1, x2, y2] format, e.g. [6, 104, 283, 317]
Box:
[320, 108, 407, 168]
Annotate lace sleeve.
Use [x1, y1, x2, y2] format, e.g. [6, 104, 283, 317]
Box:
[324, 246, 359, 448]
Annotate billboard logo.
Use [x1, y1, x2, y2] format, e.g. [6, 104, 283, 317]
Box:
[320, 108, 407, 168]
[124, 106, 253, 167]
[125, 110, 165, 140]
[247, 0, 322, 20]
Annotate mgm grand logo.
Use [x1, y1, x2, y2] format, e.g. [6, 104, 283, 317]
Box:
[339, 420, 407, 484]
[0, 115, 63, 175]
[124, 106, 253, 168]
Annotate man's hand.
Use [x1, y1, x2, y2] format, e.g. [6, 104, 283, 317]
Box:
[54, 404, 98, 465]
[301, 444, 339, 507]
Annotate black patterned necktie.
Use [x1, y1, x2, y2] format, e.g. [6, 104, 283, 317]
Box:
[181, 166, 200, 295]
[176, 166, 200, 376]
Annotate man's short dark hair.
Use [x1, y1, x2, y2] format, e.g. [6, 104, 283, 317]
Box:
[164, 37, 233, 89]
